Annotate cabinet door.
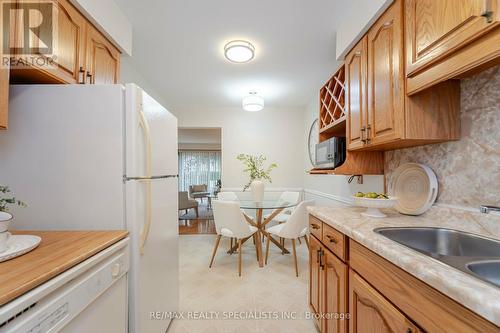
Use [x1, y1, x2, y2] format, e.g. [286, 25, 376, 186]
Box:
[322, 249, 348, 333]
[309, 236, 322, 327]
[349, 270, 422, 333]
[86, 25, 120, 84]
[366, 0, 404, 146]
[55, 0, 86, 84]
[0, 62, 8, 129]
[406, 0, 500, 76]
[345, 37, 368, 150]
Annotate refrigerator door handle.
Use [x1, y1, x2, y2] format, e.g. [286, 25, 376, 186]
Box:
[138, 106, 152, 256]
[124, 174, 178, 181]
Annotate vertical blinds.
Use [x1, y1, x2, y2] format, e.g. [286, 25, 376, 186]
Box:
[178, 151, 221, 192]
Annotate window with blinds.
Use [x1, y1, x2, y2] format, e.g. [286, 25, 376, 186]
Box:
[178, 151, 221, 193]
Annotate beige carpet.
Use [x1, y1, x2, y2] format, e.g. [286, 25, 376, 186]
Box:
[169, 235, 317, 333]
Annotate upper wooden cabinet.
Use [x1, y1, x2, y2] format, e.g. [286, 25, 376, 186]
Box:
[366, 1, 405, 146]
[9, 0, 120, 85]
[349, 270, 423, 333]
[1, 64, 8, 129]
[86, 25, 120, 84]
[346, 0, 461, 151]
[53, 0, 86, 84]
[406, 0, 500, 94]
[346, 37, 367, 150]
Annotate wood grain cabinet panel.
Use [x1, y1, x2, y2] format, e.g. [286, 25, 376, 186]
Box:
[309, 236, 322, 328]
[406, 0, 498, 76]
[345, 0, 461, 151]
[54, 0, 86, 84]
[322, 250, 348, 333]
[0, 65, 8, 129]
[345, 37, 368, 150]
[367, 1, 404, 145]
[86, 25, 120, 84]
[349, 270, 422, 333]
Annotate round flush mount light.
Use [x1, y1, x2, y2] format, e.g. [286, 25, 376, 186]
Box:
[242, 92, 264, 112]
[224, 40, 255, 63]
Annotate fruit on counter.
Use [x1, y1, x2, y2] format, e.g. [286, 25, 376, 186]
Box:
[354, 192, 389, 199]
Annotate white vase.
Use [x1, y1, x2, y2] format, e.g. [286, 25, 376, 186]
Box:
[0, 212, 13, 233]
[250, 180, 265, 202]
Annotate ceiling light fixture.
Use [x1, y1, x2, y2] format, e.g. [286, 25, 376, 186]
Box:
[242, 92, 264, 112]
[224, 40, 255, 63]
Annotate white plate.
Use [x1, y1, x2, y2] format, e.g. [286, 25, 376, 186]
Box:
[0, 235, 41, 263]
[389, 163, 438, 216]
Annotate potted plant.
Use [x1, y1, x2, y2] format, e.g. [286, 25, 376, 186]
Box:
[237, 154, 277, 202]
[0, 186, 27, 232]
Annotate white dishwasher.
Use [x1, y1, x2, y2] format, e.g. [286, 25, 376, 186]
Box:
[0, 238, 130, 333]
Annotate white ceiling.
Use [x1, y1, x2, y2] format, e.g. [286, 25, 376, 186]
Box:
[115, 0, 345, 110]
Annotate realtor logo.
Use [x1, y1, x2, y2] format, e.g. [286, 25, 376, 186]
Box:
[1, 0, 58, 69]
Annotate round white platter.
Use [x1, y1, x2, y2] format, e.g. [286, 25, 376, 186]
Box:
[353, 196, 398, 218]
[0, 235, 42, 263]
[389, 163, 438, 216]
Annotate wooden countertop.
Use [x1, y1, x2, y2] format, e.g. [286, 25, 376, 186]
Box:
[0, 230, 128, 306]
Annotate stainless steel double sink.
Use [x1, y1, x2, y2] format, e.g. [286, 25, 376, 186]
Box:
[374, 227, 500, 288]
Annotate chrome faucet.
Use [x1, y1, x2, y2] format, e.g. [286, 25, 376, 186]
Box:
[479, 205, 500, 214]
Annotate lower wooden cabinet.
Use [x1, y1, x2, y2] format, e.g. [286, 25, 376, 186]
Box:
[308, 215, 499, 333]
[0, 66, 8, 129]
[309, 235, 348, 332]
[323, 249, 348, 333]
[349, 270, 421, 333]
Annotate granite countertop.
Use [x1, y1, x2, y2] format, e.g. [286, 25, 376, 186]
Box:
[307, 205, 500, 325]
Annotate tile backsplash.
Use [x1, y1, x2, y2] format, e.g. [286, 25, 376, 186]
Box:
[385, 65, 500, 209]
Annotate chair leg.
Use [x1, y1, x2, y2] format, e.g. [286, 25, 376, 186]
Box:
[194, 207, 199, 218]
[265, 234, 271, 265]
[253, 233, 259, 261]
[292, 239, 299, 277]
[281, 238, 285, 255]
[238, 239, 242, 277]
[229, 237, 233, 254]
[298, 237, 302, 244]
[209, 235, 222, 268]
[304, 235, 309, 249]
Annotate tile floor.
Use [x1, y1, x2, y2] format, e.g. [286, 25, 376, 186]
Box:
[168, 234, 317, 332]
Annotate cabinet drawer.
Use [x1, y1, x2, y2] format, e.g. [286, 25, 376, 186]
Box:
[309, 215, 323, 240]
[322, 223, 346, 261]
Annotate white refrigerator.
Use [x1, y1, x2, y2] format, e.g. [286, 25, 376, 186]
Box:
[0, 84, 179, 333]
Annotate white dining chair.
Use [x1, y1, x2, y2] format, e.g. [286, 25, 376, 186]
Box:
[264, 191, 300, 223]
[265, 200, 315, 277]
[210, 200, 259, 276]
[217, 191, 238, 201]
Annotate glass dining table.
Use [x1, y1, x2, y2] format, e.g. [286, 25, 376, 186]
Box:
[227, 197, 299, 268]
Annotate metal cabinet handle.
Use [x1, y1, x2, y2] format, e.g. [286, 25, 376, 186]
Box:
[326, 235, 337, 244]
[482, 0, 494, 23]
[355, 51, 362, 56]
[78, 67, 85, 84]
[316, 249, 321, 264]
[366, 124, 372, 143]
[319, 249, 325, 270]
[311, 223, 320, 230]
[361, 126, 367, 143]
[86, 71, 93, 84]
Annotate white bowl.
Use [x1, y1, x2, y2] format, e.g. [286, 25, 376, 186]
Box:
[0, 212, 13, 232]
[352, 196, 397, 218]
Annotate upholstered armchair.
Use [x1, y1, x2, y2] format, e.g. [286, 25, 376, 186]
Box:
[178, 191, 199, 217]
[188, 184, 209, 202]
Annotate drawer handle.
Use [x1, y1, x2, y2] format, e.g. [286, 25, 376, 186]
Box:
[311, 223, 320, 230]
[326, 235, 337, 244]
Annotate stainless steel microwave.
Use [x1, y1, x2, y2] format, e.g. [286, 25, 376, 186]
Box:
[315, 137, 346, 169]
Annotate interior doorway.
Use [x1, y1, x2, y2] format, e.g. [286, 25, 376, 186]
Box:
[177, 127, 221, 234]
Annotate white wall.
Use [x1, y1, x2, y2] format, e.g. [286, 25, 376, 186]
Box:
[303, 97, 384, 206]
[70, 0, 132, 55]
[335, 0, 393, 60]
[120, 57, 169, 108]
[172, 106, 305, 190]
